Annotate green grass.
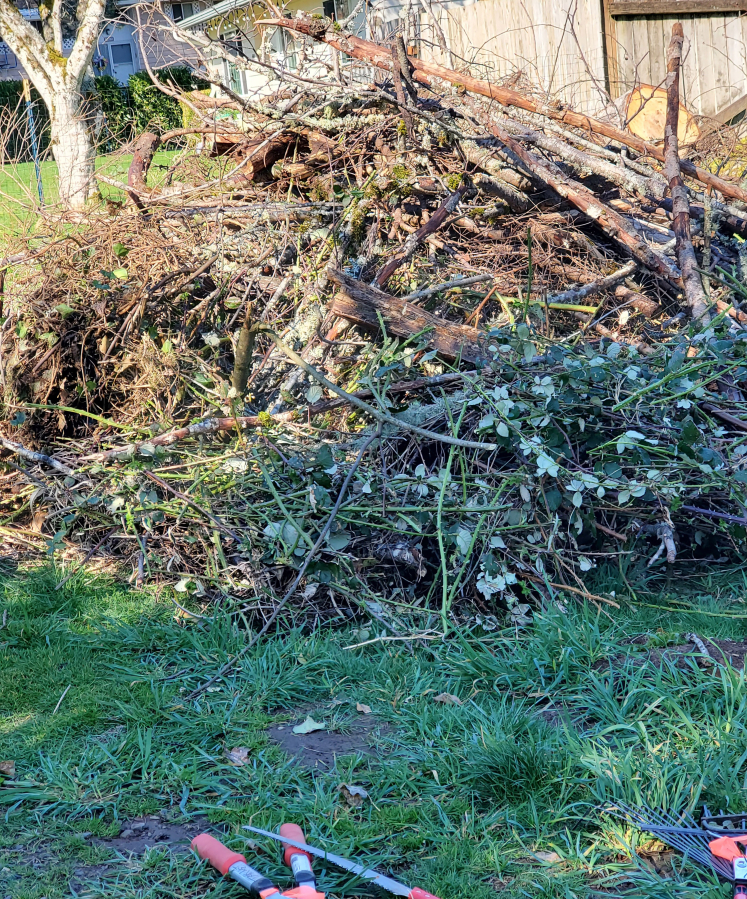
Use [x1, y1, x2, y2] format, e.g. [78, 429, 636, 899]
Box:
[0, 151, 178, 233]
[1, 564, 746, 899]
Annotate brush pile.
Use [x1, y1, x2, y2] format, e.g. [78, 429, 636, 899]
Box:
[1, 19, 746, 631]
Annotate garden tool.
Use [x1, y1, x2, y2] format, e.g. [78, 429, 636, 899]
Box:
[610, 802, 747, 897]
[191, 826, 324, 899]
[244, 823, 443, 899]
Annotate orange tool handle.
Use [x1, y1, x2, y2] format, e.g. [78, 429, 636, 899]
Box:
[280, 823, 314, 869]
[192, 833, 247, 876]
[410, 889, 443, 899]
[710, 837, 747, 862]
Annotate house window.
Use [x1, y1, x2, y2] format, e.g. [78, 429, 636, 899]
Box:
[110, 43, 134, 66]
[221, 33, 244, 93]
[31, 20, 43, 34]
[171, 2, 194, 22]
[323, 0, 335, 18]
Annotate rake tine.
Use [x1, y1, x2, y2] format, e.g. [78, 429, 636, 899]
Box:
[607, 802, 734, 881]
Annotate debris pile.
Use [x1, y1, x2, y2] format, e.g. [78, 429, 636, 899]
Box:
[1, 21, 746, 630]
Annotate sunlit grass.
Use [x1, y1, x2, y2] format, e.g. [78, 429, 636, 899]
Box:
[1, 563, 745, 898]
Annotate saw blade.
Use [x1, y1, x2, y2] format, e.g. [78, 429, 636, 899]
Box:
[243, 825, 411, 897]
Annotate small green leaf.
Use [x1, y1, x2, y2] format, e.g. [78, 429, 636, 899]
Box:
[112, 268, 128, 280]
[328, 532, 350, 551]
[113, 242, 129, 257]
[55, 303, 75, 318]
[293, 716, 326, 735]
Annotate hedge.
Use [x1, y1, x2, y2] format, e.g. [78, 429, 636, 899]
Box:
[0, 67, 209, 162]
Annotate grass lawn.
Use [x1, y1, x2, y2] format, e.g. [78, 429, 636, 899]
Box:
[2, 563, 747, 899]
[0, 151, 178, 233]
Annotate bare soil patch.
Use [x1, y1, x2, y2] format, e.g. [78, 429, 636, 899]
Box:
[268, 710, 390, 770]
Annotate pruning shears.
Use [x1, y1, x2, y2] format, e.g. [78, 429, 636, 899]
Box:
[192, 824, 324, 899]
[243, 824, 443, 899]
[710, 837, 747, 899]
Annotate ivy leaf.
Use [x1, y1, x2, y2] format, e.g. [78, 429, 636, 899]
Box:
[327, 532, 350, 551]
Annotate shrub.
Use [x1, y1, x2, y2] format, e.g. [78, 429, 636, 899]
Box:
[128, 67, 209, 134]
[93, 75, 133, 150]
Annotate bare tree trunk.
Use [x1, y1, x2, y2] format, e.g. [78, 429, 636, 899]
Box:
[664, 23, 709, 322]
[49, 93, 96, 208]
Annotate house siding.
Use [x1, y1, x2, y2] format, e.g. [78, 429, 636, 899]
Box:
[122, 4, 203, 70]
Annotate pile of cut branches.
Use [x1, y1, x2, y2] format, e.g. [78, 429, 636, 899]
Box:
[1, 20, 746, 632]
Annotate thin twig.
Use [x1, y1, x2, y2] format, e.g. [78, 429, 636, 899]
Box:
[258, 328, 497, 451]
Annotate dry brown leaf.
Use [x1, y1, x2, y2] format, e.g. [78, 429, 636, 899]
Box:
[434, 692, 462, 705]
[356, 702, 372, 714]
[338, 783, 368, 807]
[224, 747, 250, 766]
[0, 760, 15, 777]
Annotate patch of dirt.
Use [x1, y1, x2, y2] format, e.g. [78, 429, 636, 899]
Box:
[638, 848, 677, 878]
[92, 813, 211, 856]
[269, 708, 390, 770]
[594, 639, 747, 672]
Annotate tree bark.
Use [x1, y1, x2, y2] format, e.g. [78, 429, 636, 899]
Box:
[231, 312, 257, 398]
[372, 181, 467, 288]
[49, 91, 97, 208]
[329, 268, 487, 362]
[664, 23, 709, 322]
[128, 132, 162, 194]
[262, 17, 747, 205]
[486, 119, 682, 286]
[499, 118, 667, 199]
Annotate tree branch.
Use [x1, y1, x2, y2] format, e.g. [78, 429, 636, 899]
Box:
[66, 0, 107, 85]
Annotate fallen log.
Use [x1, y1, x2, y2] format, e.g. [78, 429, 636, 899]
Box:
[261, 16, 747, 205]
[328, 268, 488, 362]
[230, 131, 301, 180]
[664, 24, 709, 323]
[499, 118, 667, 199]
[484, 118, 682, 287]
[614, 284, 661, 317]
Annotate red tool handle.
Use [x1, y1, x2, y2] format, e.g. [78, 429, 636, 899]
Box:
[280, 823, 314, 869]
[410, 888, 443, 899]
[192, 833, 247, 876]
[735, 888, 747, 899]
